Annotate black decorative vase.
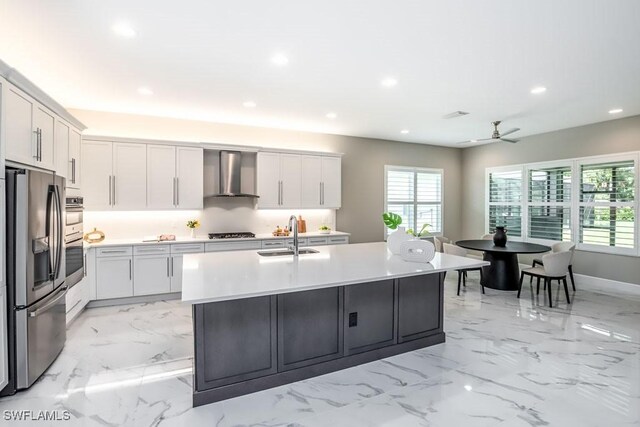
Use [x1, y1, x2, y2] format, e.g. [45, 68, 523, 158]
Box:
[493, 226, 507, 247]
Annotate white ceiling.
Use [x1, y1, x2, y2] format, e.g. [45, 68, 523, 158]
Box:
[1, 0, 639, 146]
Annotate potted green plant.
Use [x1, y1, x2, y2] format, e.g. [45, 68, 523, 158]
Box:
[406, 223, 431, 238]
[382, 212, 412, 254]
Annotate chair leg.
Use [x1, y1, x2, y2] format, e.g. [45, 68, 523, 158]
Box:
[457, 271, 462, 296]
[517, 272, 525, 298]
[443, 271, 447, 282]
[479, 269, 485, 294]
[568, 265, 576, 291]
[536, 277, 541, 295]
[463, 271, 466, 287]
[563, 278, 571, 304]
[546, 278, 553, 308]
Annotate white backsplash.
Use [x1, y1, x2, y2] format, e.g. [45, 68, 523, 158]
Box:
[83, 197, 336, 240]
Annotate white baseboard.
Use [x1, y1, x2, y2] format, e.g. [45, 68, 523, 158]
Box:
[519, 263, 640, 296]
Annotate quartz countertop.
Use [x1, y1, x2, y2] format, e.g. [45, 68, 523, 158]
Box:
[181, 242, 489, 304]
[83, 231, 350, 248]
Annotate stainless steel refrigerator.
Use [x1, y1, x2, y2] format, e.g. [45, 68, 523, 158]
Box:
[2, 168, 66, 395]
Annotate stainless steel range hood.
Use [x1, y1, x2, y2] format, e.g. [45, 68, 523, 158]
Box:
[209, 150, 259, 198]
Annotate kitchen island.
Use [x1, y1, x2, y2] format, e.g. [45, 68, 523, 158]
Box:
[182, 242, 488, 406]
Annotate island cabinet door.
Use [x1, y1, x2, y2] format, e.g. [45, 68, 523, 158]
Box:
[194, 296, 277, 391]
[344, 280, 396, 355]
[277, 287, 344, 371]
[397, 274, 443, 343]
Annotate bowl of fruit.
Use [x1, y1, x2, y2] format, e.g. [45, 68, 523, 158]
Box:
[318, 225, 331, 234]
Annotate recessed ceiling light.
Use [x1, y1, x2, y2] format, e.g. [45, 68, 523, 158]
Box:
[243, 101, 257, 108]
[530, 86, 547, 94]
[470, 139, 478, 143]
[381, 77, 398, 87]
[271, 53, 289, 66]
[400, 129, 409, 134]
[608, 108, 623, 114]
[137, 87, 153, 96]
[326, 112, 337, 119]
[112, 21, 137, 38]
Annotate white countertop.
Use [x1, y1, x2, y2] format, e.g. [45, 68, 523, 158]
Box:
[84, 231, 350, 248]
[181, 242, 489, 304]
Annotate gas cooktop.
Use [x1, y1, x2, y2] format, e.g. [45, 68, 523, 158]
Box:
[208, 232, 256, 239]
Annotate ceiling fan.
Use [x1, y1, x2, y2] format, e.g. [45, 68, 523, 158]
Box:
[459, 121, 521, 144]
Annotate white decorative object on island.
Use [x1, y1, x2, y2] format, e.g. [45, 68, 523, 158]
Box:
[400, 239, 436, 263]
[386, 227, 413, 255]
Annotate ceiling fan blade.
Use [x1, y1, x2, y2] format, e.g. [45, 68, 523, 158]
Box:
[499, 128, 520, 137]
[500, 137, 519, 143]
[457, 137, 497, 144]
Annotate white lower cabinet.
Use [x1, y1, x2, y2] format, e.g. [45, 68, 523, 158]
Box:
[134, 255, 171, 296]
[0, 287, 7, 390]
[96, 256, 133, 299]
[66, 277, 89, 325]
[170, 243, 204, 292]
[205, 241, 262, 252]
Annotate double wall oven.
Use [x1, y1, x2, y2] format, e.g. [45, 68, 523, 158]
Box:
[65, 196, 84, 288]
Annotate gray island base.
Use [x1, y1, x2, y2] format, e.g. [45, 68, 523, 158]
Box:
[192, 273, 444, 406]
[181, 242, 488, 407]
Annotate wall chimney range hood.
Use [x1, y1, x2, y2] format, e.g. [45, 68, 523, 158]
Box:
[209, 150, 259, 198]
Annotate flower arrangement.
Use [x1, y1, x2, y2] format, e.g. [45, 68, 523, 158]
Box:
[186, 220, 200, 229]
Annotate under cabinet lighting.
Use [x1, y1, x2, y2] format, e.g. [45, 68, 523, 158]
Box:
[608, 108, 623, 114]
[137, 87, 153, 96]
[243, 101, 257, 108]
[400, 130, 409, 134]
[326, 112, 337, 119]
[112, 22, 137, 38]
[381, 77, 398, 87]
[271, 53, 289, 66]
[530, 86, 547, 94]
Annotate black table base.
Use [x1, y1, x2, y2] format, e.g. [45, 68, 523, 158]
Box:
[481, 251, 520, 291]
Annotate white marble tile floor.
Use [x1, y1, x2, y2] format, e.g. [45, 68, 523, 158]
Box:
[1, 276, 638, 426]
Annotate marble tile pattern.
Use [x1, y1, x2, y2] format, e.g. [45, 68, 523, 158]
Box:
[0, 275, 638, 426]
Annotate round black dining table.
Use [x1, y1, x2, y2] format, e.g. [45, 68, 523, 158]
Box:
[455, 240, 551, 291]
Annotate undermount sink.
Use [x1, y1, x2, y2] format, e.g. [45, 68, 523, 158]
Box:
[257, 248, 320, 257]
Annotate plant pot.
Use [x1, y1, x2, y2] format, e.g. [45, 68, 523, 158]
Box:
[493, 226, 507, 247]
[387, 227, 413, 255]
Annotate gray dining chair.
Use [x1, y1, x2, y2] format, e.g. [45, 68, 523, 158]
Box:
[443, 243, 485, 296]
[481, 234, 494, 240]
[518, 251, 572, 308]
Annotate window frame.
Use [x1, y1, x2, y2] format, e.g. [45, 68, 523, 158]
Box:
[485, 152, 640, 257]
[384, 165, 444, 238]
[485, 165, 525, 241]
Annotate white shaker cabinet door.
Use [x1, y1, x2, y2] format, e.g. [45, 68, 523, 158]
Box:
[170, 255, 184, 292]
[113, 142, 147, 210]
[34, 105, 56, 171]
[82, 140, 113, 209]
[134, 256, 171, 296]
[96, 257, 133, 299]
[256, 152, 281, 208]
[301, 155, 322, 208]
[176, 147, 203, 209]
[67, 128, 82, 189]
[5, 86, 35, 166]
[321, 156, 342, 208]
[147, 144, 176, 209]
[280, 154, 302, 208]
[55, 120, 69, 179]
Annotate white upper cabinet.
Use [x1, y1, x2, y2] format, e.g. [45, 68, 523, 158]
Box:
[147, 145, 176, 209]
[5, 85, 35, 166]
[113, 143, 147, 210]
[82, 140, 113, 210]
[256, 152, 302, 208]
[55, 120, 69, 179]
[176, 147, 203, 209]
[256, 152, 282, 208]
[67, 128, 82, 189]
[147, 145, 203, 210]
[301, 155, 323, 208]
[321, 156, 342, 208]
[34, 105, 55, 171]
[82, 141, 147, 210]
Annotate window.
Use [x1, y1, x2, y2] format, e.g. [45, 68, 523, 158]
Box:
[488, 169, 522, 237]
[579, 159, 635, 252]
[486, 153, 639, 256]
[527, 165, 572, 241]
[385, 166, 442, 235]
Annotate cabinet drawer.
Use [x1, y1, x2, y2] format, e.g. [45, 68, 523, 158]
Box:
[284, 237, 308, 246]
[96, 246, 133, 258]
[134, 245, 170, 256]
[65, 283, 83, 314]
[328, 236, 349, 245]
[171, 243, 205, 254]
[261, 240, 286, 249]
[205, 241, 262, 252]
[306, 237, 328, 246]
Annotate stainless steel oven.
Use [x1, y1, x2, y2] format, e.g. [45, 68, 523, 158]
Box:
[65, 196, 84, 288]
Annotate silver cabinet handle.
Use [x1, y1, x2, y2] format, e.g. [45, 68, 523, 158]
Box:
[176, 177, 179, 206]
[100, 249, 128, 254]
[112, 175, 116, 206]
[277, 181, 281, 205]
[37, 129, 42, 161]
[171, 257, 174, 277]
[321, 182, 325, 205]
[129, 259, 132, 280]
[167, 257, 170, 277]
[173, 177, 177, 206]
[108, 176, 112, 206]
[72, 158, 76, 183]
[83, 253, 87, 277]
[319, 182, 322, 205]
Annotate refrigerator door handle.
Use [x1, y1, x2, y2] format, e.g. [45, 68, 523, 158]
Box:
[54, 185, 64, 280]
[28, 286, 67, 318]
[46, 186, 56, 280]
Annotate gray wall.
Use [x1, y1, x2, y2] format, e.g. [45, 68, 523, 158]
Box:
[461, 115, 640, 285]
[70, 109, 463, 244]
